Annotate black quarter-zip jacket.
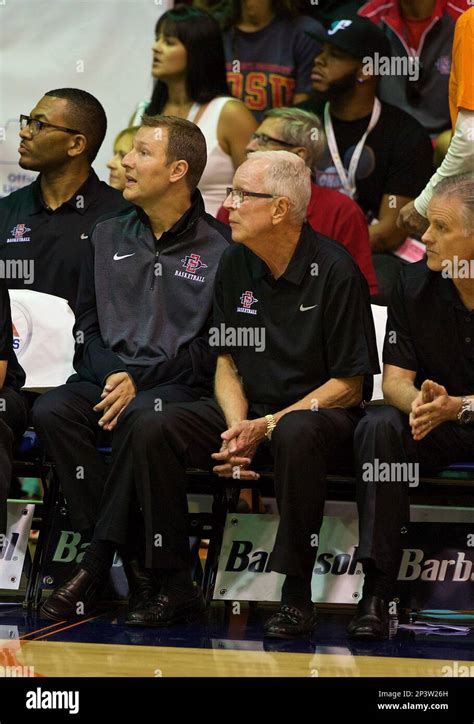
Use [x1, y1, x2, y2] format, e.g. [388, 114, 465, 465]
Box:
[72, 190, 231, 391]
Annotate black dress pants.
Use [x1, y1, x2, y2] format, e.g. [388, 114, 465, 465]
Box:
[31, 381, 207, 531]
[94, 399, 362, 576]
[354, 405, 474, 580]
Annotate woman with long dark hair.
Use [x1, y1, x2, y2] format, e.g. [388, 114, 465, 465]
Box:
[222, 0, 323, 121]
[131, 4, 256, 216]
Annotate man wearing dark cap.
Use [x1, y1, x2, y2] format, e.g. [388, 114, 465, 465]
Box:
[304, 16, 433, 303]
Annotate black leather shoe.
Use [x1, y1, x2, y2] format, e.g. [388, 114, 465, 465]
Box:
[126, 587, 205, 627]
[123, 557, 158, 614]
[264, 605, 317, 639]
[41, 567, 102, 621]
[347, 595, 389, 640]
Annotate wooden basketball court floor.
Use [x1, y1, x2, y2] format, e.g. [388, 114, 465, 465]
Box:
[1, 603, 473, 678]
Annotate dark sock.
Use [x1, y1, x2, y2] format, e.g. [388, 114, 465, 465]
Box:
[281, 575, 312, 613]
[362, 561, 393, 601]
[80, 539, 116, 578]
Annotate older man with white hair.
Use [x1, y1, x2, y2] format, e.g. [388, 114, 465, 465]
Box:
[217, 107, 378, 295]
[349, 172, 474, 642]
[42, 151, 378, 635]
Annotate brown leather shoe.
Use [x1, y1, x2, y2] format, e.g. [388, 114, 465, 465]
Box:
[347, 595, 389, 640]
[41, 567, 102, 621]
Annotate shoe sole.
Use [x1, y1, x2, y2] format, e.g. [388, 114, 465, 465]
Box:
[40, 600, 109, 622]
[264, 627, 316, 640]
[40, 605, 68, 622]
[347, 629, 388, 641]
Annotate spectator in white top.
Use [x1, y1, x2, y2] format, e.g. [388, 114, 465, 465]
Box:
[130, 3, 256, 216]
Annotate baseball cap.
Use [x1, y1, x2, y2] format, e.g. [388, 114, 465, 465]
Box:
[307, 16, 391, 61]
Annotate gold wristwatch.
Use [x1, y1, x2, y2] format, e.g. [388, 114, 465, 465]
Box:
[264, 414, 277, 440]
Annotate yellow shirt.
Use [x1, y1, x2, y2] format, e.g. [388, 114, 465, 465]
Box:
[449, 7, 474, 127]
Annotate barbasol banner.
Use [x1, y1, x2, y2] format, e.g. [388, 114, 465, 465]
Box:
[215, 505, 364, 604]
[214, 502, 474, 610]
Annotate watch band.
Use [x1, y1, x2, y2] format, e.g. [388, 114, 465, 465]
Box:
[264, 414, 277, 440]
[457, 397, 473, 425]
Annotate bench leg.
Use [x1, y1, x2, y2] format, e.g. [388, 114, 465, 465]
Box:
[23, 467, 58, 609]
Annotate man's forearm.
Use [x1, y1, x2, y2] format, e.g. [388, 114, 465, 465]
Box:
[383, 378, 419, 414]
[415, 108, 474, 217]
[369, 220, 406, 253]
[271, 377, 363, 425]
[215, 355, 248, 426]
[0, 360, 7, 389]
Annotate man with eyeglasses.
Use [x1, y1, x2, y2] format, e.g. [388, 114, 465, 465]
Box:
[45, 150, 378, 635]
[301, 16, 433, 303]
[0, 89, 130, 312]
[217, 106, 378, 295]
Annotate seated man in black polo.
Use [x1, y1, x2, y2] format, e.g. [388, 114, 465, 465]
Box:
[0, 280, 28, 541]
[0, 88, 129, 312]
[43, 151, 379, 634]
[349, 172, 474, 641]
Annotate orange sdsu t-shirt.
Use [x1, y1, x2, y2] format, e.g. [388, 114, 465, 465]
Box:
[449, 6, 474, 127]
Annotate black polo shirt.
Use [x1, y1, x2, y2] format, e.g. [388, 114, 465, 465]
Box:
[0, 281, 25, 391]
[212, 223, 379, 414]
[384, 261, 474, 396]
[0, 170, 130, 312]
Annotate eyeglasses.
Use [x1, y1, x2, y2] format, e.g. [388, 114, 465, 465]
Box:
[225, 187, 277, 206]
[19, 114, 82, 136]
[250, 132, 297, 148]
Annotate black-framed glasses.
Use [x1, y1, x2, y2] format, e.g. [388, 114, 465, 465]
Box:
[250, 132, 297, 148]
[225, 187, 276, 206]
[19, 114, 82, 136]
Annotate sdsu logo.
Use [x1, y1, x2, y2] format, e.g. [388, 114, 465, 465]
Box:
[175, 253, 207, 283]
[435, 55, 451, 76]
[182, 253, 207, 274]
[237, 290, 258, 315]
[7, 224, 31, 244]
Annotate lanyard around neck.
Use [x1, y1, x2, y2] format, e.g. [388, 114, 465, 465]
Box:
[324, 98, 381, 199]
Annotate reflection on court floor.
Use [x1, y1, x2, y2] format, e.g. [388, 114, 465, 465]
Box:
[0, 604, 472, 678]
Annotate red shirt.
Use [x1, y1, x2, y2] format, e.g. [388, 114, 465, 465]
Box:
[216, 183, 378, 295]
[402, 15, 435, 52]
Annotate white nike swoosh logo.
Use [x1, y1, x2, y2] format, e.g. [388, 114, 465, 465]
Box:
[300, 304, 317, 312]
[113, 253, 135, 261]
[80, 234, 88, 239]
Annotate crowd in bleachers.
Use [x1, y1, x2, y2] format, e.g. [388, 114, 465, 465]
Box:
[0, 0, 473, 640]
